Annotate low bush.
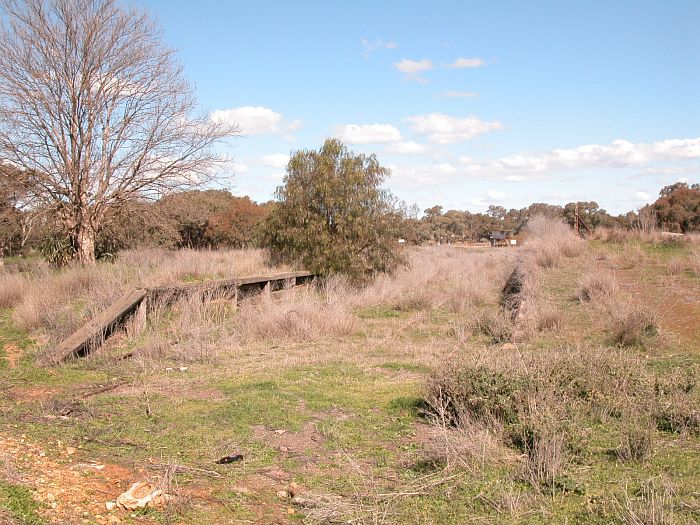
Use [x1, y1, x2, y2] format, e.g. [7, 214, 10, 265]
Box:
[423, 347, 698, 488]
[516, 421, 569, 491]
[424, 364, 530, 427]
[616, 419, 654, 462]
[607, 301, 659, 347]
[577, 272, 618, 301]
[471, 310, 515, 343]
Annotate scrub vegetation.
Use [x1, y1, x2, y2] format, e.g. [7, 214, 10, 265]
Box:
[0, 217, 698, 524]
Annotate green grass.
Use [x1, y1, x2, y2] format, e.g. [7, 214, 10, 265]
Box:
[0, 480, 45, 525]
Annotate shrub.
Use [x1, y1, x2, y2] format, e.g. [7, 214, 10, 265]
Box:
[472, 310, 515, 343]
[608, 301, 659, 347]
[577, 272, 618, 301]
[424, 365, 529, 427]
[616, 419, 654, 461]
[517, 422, 568, 491]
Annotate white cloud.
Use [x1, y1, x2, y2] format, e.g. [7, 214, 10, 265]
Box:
[406, 113, 503, 144]
[361, 37, 397, 57]
[334, 123, 402, 144]
[458, 137, 700, 179]
[394, 58, 434, 75]
[635, 191, 651, 200]
[487, 190, 506, 201]
[385, 141, 427, 155]
[259, 153, 289, 169]
[447, 57, 485, 69]
[388, 162, 458, 190]
[232, 161, 248, 174]
[438, 90, 479, 98]
[211, 106, 301, 136]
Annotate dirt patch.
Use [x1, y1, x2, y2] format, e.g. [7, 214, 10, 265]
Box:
[0, 433, 156, 524]
[6, 386, 60, 403]
[252, 421, 324, 457]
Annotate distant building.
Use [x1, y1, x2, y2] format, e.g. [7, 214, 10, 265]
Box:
[489, 229, 516, 247]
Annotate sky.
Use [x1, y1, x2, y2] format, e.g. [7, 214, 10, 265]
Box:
[139, 0, 699, 215]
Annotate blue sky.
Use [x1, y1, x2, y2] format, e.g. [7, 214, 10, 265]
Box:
[141, 0, 699, 215]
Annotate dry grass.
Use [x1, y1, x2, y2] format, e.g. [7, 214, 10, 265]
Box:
[354, 247, 515, 314]
[617, 477, 677, 525]
[606, 299, 659, 348]
[2, 248, 282, 343]
[687, 247, 700, 276]
[594, 227, 700, 246]
[524, 216, 584, 269]
[616, 419, 654, 462]
[529, 301, 563, 332]
[577, 271, 618, 301]
[234, 280, 358, 343]
[470, 309, 515, 343]
[0, 272, 28, 308]
[665, 256, 687, 276]
[518, 419, 568, 491]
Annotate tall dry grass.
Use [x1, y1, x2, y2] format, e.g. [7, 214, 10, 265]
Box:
[523, 216, 584, 268]
[233, 278, 358, 343]
[2, 248, 282, 344]
[353, 247, 516, 314]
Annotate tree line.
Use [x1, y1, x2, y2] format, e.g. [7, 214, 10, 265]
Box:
[3, 152, 698, 261]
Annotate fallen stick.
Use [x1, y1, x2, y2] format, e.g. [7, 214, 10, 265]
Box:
[148, 462, 222, 478]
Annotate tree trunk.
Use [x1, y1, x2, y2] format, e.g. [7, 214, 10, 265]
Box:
[76, 224, 96, 264]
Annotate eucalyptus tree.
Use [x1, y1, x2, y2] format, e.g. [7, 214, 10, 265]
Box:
[0, 0, 235, 263]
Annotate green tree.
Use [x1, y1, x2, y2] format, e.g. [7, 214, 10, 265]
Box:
[262, 139, 406, 283]
[653, 183, 700, 232]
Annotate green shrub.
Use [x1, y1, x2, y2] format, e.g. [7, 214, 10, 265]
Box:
[424, 365, 529, 426]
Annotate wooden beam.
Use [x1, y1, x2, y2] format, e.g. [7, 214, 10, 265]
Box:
[54, 288, 148, 362]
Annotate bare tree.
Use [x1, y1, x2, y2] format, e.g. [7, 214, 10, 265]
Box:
[0, 0, 236, 263]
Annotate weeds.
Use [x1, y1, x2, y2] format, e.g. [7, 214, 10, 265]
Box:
[471, 310, 515, 343]
[234, 281, 357, 343]
[577, 272, 618, 301]
[607, 300, 659, 347]
[617, 477, 677, 525]
[666, 256, 686, 276]
[517, 421, 568, 492]
[616, 419, 654, 462]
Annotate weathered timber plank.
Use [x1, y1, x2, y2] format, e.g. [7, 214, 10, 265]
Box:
[54, 271, 316, 362]
[54, 288, 147, 362]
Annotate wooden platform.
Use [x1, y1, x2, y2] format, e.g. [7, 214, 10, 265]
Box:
[54, 271, 315, 362]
